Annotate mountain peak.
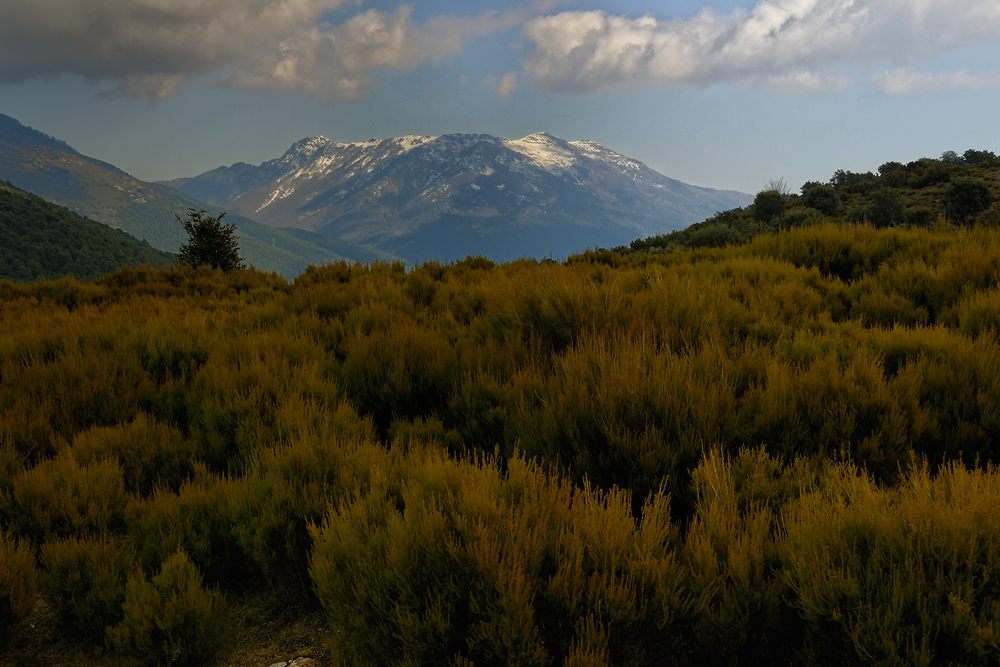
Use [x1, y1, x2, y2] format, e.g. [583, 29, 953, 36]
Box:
[503, 132, 578, 173]
[169, 129, 753, 263]
[286, 136, 337, 157]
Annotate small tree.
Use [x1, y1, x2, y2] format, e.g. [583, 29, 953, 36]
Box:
[752, 190, 785, 223]
[803, 184, 839, 216]
[176, 209, 245, 271]
[867, 188, 905, 228]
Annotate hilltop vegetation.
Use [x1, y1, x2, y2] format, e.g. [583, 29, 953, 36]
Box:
[5, 202, 1000, 664]
[626, 148, 998, 254]
[0, 180, 173, 281]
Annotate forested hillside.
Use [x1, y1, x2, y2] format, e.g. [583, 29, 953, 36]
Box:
[4, 202, 1000, 664]
[0, 181, 173, 281]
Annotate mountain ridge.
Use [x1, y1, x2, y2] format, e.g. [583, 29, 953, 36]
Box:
[0, 113, 399, 278]
[167, 131, 753, 263]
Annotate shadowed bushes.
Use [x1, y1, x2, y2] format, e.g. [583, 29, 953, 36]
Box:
[784, 462, 1000, 665]
[309, 448, 696, 667]
[6, 225, 1000, 663]
[107, 550, 230, 666]
[0, 530, 37, 642]
[38, 535, 132, 642]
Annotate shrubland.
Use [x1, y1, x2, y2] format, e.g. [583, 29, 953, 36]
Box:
[3, 150, 1000, 664]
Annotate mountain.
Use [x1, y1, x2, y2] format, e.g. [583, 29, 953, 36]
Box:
[0, 114, 398, 278]
[0, 179, 174, 282]
[166, 132, 753, 263]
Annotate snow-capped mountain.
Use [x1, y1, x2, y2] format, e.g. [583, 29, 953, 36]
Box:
[165, 132, 752, 262]
[0, 113, 397, 278]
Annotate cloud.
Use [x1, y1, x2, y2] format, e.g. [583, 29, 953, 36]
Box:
[520, 0, 1000, 94]
[0, 0, 526, 99]
[872, 67, 1000, 94]
[223, 6, 521, 99]
[756, 71, 853, 95]
[495, 72, 518, 100]
[0, 0, 354, 84]
[111, 75, 189, 101]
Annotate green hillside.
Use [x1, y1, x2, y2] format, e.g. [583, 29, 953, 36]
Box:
[0, 180, 173, 281]
[624, 148, 1000, 253]
[0, 114, 398, 278]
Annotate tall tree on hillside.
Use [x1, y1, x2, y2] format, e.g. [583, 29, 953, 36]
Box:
[176, 209, 245, 272]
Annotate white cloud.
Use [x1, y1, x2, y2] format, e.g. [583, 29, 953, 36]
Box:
[872, 67, 1000, 94]
[495, 72, 518, 100]
[521, 0, 1000, 94]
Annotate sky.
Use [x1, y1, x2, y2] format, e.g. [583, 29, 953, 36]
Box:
[3, 0, 1000, 194]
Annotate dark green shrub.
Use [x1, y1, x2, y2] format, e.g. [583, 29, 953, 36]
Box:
[0, 531, 37, 643]
[7, 452, 126, 542]
[310, 450, 695, 667]
[682, 221, 745, 248]
[784, 463, 1000, 666]
[339, 322, 459, 436]
[904, 206, 935, 227]
[448, 371, 511, 453]
[867, 188, 905, 227]
[0, 440, 22, 508]
[456, 255, 496, 271]
[38, 535, 131, 642]
[404, 271, 438, 308]
[510, 335, 734, 516]
[70, 414, 197, 495]
[943, 177, 992, 223]
[516, 277, 606, 353]
[126, 474, 243, 587]
[773, 208, 823, 230]
[108, 551, 230, 666]
[231, 402, 383, 593]
[803, 184, 839, 215]
[682, 448, 811, 664]
[751, 190, 785, 222]
[963, 149, 996, 165]
[185, 333, 342, 471]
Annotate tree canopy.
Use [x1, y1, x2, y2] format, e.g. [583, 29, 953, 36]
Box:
[176, 209, 245, 272]
[0, 180, 173, 282]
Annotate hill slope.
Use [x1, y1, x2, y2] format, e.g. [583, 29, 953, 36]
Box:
[624, 148, 1000, 254]
[0, 114, 398, 278]
[0, 180, 174, 282]
[168, 132, 752, 262]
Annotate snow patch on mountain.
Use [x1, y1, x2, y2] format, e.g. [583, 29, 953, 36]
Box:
[257, 185, 297, 212]
[394, 135, 437, 152]
[503, 133, 578, 174]
[570, 140, 645, 174]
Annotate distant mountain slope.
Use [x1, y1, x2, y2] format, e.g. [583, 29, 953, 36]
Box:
[0, 114, 398, 278]
[0, 180, 174, 282]
[168, 132, 753, 263]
